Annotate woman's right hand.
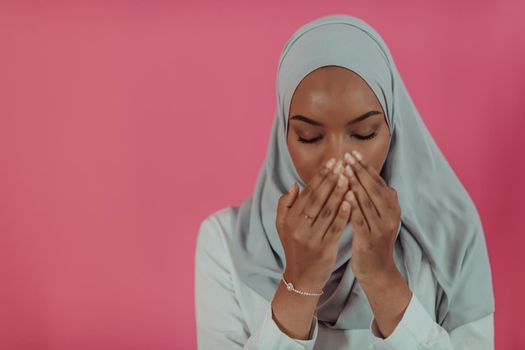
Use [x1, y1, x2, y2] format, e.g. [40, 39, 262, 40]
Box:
[276, 158, 354, 294]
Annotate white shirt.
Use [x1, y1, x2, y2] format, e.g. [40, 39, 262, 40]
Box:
[195, 206, 494, 349]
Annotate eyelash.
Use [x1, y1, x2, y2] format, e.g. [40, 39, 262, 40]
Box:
[297, 132, 377, 144]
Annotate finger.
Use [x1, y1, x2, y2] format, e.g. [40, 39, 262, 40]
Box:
[297, 160, 344, 223]
[348, 150, 389, 188]
[350, 150, 399, 212]
[276, 182, 299, 229]
[322, 197, 352, 243]
[345, 190, 370, 234]
[311, 173, 350, 237]
[289, 158, 337, 217]
[344, 162, 380, 232]
[344, 152, 388, 217]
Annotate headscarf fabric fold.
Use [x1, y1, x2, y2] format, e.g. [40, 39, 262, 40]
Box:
[231, 14, 495, 331]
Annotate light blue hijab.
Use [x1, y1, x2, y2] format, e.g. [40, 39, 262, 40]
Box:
[231, 14, 495, 331]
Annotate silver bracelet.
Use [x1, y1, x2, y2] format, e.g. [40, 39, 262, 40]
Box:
[281, 276, 324, 296]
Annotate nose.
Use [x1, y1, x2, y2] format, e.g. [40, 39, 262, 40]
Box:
[325, 137, 349, 163]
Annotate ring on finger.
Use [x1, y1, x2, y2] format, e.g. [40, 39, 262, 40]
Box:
[300, 210, 316, 220]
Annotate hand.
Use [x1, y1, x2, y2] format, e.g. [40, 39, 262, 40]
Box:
[276, 158, 353, 293]
[343, 150, 402, 284]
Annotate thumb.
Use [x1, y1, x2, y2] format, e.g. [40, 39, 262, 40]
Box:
[284, 182, 299, 208]
[276, 182, 299, 228]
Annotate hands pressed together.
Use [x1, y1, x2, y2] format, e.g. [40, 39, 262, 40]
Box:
[276, 150, 402, 292]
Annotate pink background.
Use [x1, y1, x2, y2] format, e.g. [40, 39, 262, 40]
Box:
[1, 1, 523, 349]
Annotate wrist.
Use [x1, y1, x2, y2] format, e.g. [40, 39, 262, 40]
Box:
[282, 270, 326, 295]
[357, 264, 412, 339]
[271, 281, 320, 340]
[357, 262, 399, 290]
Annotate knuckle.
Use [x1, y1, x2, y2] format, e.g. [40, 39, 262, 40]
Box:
[309, 190, 321, 207]
[389, 220, 397, 232]
[320, 206, 333, 219]
[330, 223, 341, 234]
[308, 192, 319, 207]
[303, 184, 313, 196]
[290, 230, 303, 242]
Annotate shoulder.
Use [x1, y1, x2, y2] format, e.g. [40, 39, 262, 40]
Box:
[197, 205, 239, 242]
[195, 205, 240, 263]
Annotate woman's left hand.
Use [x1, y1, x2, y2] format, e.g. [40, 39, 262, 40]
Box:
[342, 150, 401, 285]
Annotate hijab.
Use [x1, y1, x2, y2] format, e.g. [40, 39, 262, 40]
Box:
[230, 13, 495, 331]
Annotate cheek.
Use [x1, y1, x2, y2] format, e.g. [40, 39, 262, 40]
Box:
[287, 139, 320, 183]
[366, 130, 390, 172]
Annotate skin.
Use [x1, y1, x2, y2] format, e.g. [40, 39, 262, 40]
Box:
[271, 66, 412, 340]
[286, 65, 390, 183]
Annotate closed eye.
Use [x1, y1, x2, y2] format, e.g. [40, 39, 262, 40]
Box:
[297, 136, 323, 144]
[297, 132, 377, 144]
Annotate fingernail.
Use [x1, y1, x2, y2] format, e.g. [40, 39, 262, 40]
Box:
[347, 153, 356, 165]
[345, 190, 354, 202]
[325, 158, 336, 169]
[352, 150, 362, 161]
[333, 160, 343, 174]
[288, 182, 296, 193]
[344, 164, 354, 177]
[337, 173, 346, 187]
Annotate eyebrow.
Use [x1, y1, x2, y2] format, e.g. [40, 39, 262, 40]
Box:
[289, 110, 383, 127]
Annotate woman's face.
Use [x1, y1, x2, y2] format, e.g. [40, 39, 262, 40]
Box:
[287, 65, 391, 184]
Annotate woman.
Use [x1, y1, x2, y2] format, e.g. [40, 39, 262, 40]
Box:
[195, 14, 495, 349]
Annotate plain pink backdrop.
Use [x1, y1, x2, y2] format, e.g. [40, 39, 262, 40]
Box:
[1, 1, 523, 349]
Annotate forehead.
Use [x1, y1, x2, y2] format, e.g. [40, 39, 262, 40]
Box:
[290, 66, 382, 112]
